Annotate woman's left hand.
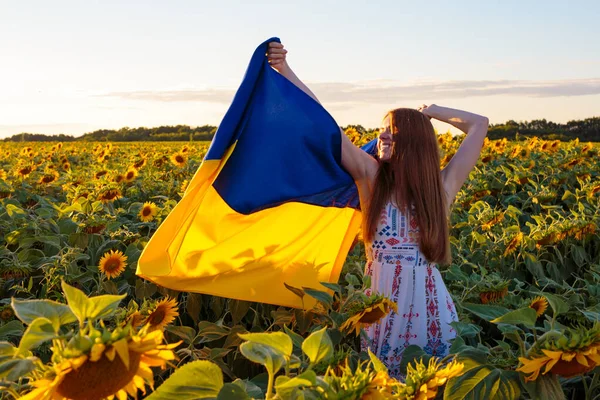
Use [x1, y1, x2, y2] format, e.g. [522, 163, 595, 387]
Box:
[267, 42, 289, 73]
[418, 104, 434, 120]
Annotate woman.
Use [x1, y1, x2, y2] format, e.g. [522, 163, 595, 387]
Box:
[267, 42, 489, 377]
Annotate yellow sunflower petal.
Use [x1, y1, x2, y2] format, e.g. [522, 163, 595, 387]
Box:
[112, 338, 130, 369]
[517, 357, 548, 373]
[90, 343, 106, 362]
[575, 353, 589, 367]
[561, 352, 576, 362]
[544, 357, 560, 374]
[541, 349, 563, 360]
[105, 346, 116, 361]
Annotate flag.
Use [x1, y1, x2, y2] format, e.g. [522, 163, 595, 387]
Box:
[136, 37, 376, 308]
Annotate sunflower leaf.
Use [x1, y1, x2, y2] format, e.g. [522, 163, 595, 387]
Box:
[61, 281, 125, 324]
[17, 317, 56, 355]
[542, 293, 569, 318]
[462, 303, 510, 321]
[217, 383, 249, 400]
[239, 342, 286, 376]
[146, 360, 224, 399]
[238, 332, 293, 358]
[0, 320, 24, 339]
[302, 327, 333, 365]
[490, 307, 537, 329]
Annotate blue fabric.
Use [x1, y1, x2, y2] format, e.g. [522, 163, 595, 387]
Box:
[210, 37, 377, 214]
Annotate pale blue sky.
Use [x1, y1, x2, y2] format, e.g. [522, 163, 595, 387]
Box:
[1, 0, 599, 138]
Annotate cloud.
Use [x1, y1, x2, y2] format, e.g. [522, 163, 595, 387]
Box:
[97, 78, 600, 105]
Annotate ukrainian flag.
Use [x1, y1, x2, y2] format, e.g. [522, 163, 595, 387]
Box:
[136, 37, 375, 308]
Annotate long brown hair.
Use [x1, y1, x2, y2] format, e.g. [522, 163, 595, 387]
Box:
[364, 108, 451, 265]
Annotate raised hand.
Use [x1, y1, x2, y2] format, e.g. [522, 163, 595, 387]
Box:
[267, 42, 288, 73]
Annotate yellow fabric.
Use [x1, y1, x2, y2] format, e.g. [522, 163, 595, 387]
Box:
[136, 143, 362, 309]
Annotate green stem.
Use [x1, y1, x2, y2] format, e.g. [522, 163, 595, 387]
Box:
[266, 371, 274, 400]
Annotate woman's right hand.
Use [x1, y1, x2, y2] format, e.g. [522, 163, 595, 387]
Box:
[267, 42, 288, 73]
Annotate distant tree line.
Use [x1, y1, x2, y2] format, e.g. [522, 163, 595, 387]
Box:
[2, 125, 217, 142]
[3, 117, 599, 142]
[487, 117, 600, 142]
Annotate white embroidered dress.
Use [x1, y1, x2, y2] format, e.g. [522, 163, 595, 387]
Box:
[362, 201, 458, 378]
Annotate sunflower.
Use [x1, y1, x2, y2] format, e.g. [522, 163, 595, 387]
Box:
[98, 188, 122, 203]
[341, 295, 397, 335]
[62, 162, 71, 171]
[1, 307, 14, 321]
[396, 357, 464, 400]
[517, 325, 600, 381]
[126, 311, 145, 329]
[94, 170, 108, 179]
[529, 296, 548, 318]
[146, 297, 179, 331]
[139, 202, 158, 222]
[481, 212, 504, 231]
[0, 169, 7, 181]
[21, 328, 180, 400]
[503, 232, 523, 256]
[123, 168, 138, 183]
[480, 154, 493, 163]
[582, 143, 593, 153]
[180, 179, 189, 193]
[38, 171, 60, 185]
[170, 152, 187, 168]
[540, 141, 550, 151]
[479, 287, 508, 304]
[114, 174, 125, 183]
[133, 158, 147, 169]
[16, 165, 34, 177]
[98, 250, 128, 279]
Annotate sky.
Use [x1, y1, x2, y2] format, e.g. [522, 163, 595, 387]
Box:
[1, 0, 599, 138]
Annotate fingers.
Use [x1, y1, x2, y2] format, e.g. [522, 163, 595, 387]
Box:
[267, 42, 286, 56]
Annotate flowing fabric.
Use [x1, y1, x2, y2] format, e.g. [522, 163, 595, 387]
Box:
[136, 37, 375, 308]
[361, 201, 458, 378]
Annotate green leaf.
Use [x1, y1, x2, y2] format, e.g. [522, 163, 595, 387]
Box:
[239, 342, 286, 376]
[231, 379, 263, 399]
[0, 357, 36, 381]
[238, 332, 293, 358]
[275, 370, 317, 398]
[368, 348, 388, 373]
[196, 321, 230, 344]
[166, 325, 196, 345]
[462, 303, 510, 321]
[450, 321, 482, 338]
[319, 282, 342, 295]
[302, 288, 333, 307]
[145, 360, 223, 399]
[6, 204, 27, 219]
[61, 281, 125, 324]
[283, 325, 304, 349]
[444, 359, 521, 400]
[491, 307, 538, 329]
[217, 383, 250, 400]
[399, 345, 429, 374]
[229, 300, 251, 324]
[0, 320, 24, 339]
[17, 317, 56, 355]
[302, 327, 333, 365]
[11, 298, 76, 331]
[542, 293, 569, 318]
[284, 283, 305, 300]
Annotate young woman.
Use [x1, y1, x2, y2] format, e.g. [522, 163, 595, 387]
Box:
[267, 42, 489, 377]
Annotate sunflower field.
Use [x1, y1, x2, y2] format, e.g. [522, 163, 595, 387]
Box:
[0, 133, 599, 400]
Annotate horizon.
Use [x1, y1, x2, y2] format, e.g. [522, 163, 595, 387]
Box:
[2, 1, 599, 139]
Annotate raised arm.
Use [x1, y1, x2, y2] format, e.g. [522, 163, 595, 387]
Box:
[421, 104, 489, 205]
[267, 42, 377, 182]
